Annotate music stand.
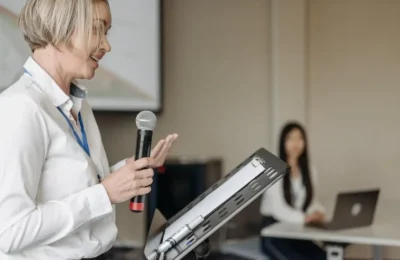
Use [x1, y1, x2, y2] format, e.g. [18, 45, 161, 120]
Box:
[144, 147, 289, 260]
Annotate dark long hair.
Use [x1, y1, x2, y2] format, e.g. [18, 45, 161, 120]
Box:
[279, 122, 313, 212]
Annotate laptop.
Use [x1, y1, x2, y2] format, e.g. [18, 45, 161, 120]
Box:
[306, 188, 380, 230]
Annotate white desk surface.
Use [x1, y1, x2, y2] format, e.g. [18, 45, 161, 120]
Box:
[261, 199, 400, 247]
[261, 223, 400, 247]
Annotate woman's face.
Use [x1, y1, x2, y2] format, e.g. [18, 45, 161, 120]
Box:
[57, 1, 112, 80]
[285, 128, 305, 159]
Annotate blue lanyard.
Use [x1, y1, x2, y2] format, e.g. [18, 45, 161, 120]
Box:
[23, 68, 101, 182]
[57, 107, 90, 157]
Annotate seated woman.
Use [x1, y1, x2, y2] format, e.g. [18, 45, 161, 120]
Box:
[259, 122, 327, 260]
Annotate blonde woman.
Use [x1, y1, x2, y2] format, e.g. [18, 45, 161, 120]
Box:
[0, 1, 178, 259]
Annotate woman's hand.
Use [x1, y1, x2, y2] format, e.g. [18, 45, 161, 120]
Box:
[127, 133, 178, 168]
[150, 133, 178, 167]
[305, 211, 325, 224]
[102, 157, 155, 204]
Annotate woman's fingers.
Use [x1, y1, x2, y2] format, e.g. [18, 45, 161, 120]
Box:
[150, 139, 165, 157]
[130, 157, 156, 170]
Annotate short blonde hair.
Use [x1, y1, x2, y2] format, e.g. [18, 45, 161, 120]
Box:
[18, 0, 109, 52]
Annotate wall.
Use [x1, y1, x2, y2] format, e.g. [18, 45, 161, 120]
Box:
[95, 0, 400, 258]
[95, 0, 272, 246]
[308, 0, 400, 258]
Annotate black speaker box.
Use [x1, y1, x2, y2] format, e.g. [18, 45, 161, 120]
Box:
[156, 157, 223, 220]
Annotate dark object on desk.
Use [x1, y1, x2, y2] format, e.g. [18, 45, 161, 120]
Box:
[305, 188, 380, 230]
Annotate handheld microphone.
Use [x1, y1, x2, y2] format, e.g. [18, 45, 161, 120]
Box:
[129, 110, 157, 213]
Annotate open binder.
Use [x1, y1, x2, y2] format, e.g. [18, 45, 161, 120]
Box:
[144, 147, 289, 260]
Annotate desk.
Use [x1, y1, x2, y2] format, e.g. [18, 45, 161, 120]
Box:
[261, 223, 400, 260]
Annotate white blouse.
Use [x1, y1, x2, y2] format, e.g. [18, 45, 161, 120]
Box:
[260, 167, 325, 224]
[0, 57, 127, 260]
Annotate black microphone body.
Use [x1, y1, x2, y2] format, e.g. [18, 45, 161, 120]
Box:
[129, 129, 153, 212]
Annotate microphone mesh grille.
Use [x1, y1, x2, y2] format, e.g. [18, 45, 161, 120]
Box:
[136, 110, 157, 130]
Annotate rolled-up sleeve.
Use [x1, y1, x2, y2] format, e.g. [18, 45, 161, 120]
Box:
[0, 96, 112, 254]
[110, 158, 127, 172]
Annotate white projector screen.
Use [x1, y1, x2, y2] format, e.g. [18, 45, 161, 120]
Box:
[0, 0, 162, 112]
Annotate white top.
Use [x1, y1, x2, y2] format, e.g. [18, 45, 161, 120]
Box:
[0, 57, 127, 260]
[260, 167, 325, 224]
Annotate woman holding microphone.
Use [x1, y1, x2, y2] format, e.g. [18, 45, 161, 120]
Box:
[0, 0, 178, 259]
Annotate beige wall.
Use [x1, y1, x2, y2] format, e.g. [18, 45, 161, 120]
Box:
[95, 0, 272, 247]
[309, 0, 400, 198]
[270, 0, 309, 153]
[94, 0, 400, 258]
[308, 0, 400, 258]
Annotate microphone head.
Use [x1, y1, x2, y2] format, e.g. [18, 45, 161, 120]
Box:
[136, 110, 157, 131]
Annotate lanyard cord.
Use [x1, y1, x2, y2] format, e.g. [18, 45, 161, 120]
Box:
[23, 68, 102, 183]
